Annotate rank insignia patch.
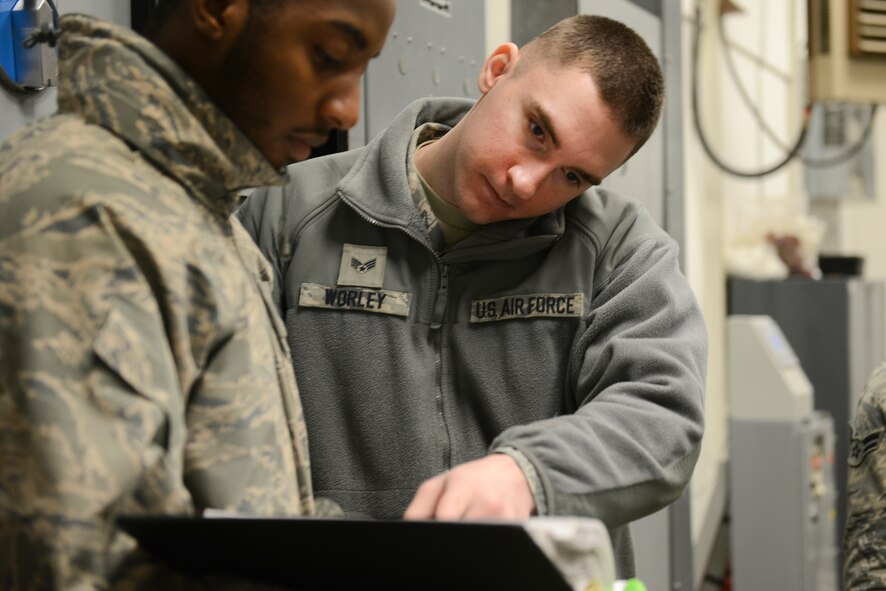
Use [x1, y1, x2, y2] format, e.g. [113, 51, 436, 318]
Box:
[338, 244, 387, 288]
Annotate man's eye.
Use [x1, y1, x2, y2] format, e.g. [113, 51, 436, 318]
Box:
[565, 170, 581, 186]
[529, 120, 545, 140]
[315, 47, 344, 69]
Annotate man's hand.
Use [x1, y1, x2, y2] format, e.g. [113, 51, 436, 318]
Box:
[403, 454, 536, 520]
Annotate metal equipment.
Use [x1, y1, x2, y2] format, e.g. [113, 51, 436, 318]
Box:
[0, 0, 57, 92]
[728, 315, 838, 591]
[728, 275, 885, 586]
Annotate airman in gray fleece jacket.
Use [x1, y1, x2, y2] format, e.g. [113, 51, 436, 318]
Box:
[239, 15, 707, 578]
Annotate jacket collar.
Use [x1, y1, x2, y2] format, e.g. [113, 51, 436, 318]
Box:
[56, 14, 286, 216]
[337, 98, 565, 260]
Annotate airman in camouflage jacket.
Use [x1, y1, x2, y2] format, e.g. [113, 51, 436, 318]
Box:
[0, 14, 313, 589]
[845, 362, 886, 590]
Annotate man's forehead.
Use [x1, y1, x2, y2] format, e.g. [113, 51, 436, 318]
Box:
[304, 0, 396, 22]
[294, 0, 394, 48]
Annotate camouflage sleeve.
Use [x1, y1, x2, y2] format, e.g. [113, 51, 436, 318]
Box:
[845, 363, 886, 591]
[0, 201, 189, 589]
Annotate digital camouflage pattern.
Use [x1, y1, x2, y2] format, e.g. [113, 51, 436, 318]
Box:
[0, 14, 313, 589]
[845, 362, 886, 590]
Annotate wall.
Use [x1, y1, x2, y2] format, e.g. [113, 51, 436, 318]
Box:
[484, 0, 510, 56]
[682, 0, 809, 584]
[819, 116, 886, 324]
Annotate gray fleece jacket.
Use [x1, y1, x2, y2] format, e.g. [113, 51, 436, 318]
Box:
[238, 98, 707, 577]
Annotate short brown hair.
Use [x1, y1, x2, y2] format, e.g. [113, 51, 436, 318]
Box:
[518, 15, 664, 157]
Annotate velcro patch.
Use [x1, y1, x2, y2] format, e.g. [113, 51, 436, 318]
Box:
[470, 293, 584, 324]
[338, 244, 387, 288]
[299, 283, 410, 317]
[848, 428, 884, 467]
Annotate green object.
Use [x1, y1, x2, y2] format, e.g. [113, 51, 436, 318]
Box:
[623, 579, 648, 591]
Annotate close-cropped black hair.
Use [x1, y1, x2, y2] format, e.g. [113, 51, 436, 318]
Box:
[141, 0, 285, 39]
[140, 0, 181, 38]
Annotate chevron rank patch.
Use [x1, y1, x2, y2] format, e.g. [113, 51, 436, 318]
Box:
[848, 427, 884, 467]
[338, 243, 387, 288]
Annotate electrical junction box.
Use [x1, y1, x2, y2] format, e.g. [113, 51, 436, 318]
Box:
[12, 0, 57, 88]
[0, 0, 57, 89]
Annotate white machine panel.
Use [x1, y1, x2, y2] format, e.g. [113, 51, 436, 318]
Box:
[728, 315, 814, 422]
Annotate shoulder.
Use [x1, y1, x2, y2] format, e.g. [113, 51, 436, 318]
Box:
[1, 114, 181, 218]
[565, 187, 669, 246]
[852, 363, 886, 437]
[2, 114, 137, 180]
[0, 116, 213, 269]
[563, 187, 677, 284]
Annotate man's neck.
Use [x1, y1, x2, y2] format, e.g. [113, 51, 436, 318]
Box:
[414, 126, 459, 208]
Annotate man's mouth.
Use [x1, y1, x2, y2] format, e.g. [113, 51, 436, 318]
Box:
[285, 132, 330, 164]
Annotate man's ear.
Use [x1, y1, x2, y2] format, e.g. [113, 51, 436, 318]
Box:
[187, 0, 249, 45]
[477, 42, 520, 95]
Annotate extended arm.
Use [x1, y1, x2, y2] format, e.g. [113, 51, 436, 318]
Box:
[491, 239, 706, 527]
[405, 239, 706, 526]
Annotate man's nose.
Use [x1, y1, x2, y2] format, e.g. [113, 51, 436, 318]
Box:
[507, 162, 545, 201]
[320, 76, 361, 131]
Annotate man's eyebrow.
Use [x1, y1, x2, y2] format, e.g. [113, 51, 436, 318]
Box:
[331, 21, 369, 52]
[535, 102, 602, 187]
[575, 168, 601, 187]
[535, 104, 560, 149]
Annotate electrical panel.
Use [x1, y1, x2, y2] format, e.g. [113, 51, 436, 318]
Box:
[804, 103, 877, 200]
[808, 0, 886, 103]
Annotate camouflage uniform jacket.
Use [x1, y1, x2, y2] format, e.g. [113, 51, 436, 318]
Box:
[845, 362, 886, 590]
[0, 15, 313, 590]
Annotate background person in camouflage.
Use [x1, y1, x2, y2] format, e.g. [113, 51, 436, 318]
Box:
[845, 362, 886, 589]
[0, 0, 393, 588]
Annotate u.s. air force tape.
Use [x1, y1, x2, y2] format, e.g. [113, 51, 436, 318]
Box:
[470, 293, 584, 323]
[299, 283, 411, 317]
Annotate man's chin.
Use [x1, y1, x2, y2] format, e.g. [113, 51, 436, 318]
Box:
[258, 144, 290, 171]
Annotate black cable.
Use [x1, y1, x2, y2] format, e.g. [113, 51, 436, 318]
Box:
[716, 9, 879, 169]
[0, 54, 40, 96]
[692, 1, 810, 178]
[717, 11, 789, 151]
